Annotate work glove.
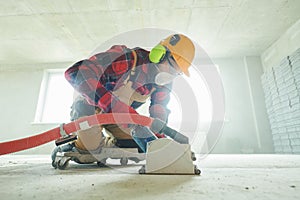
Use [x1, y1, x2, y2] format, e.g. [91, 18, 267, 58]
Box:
[130, 125, 158, 152]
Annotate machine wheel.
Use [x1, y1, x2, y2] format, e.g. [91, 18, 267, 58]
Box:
[138, 166, 146, 174]
[52, 160, 57, 169]
[97, 162, 106, 167]
[194, 166, 201, 175]
[57, 160, 69, 170]
[191, 152, 196, 161]
[97, 158, 107, 167]
[120, 157, 128, 166]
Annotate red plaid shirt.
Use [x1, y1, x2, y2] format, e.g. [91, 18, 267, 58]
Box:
[65, 45, 171, 122]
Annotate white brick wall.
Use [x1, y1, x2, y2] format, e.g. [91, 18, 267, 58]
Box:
[261, 48, 300, 154]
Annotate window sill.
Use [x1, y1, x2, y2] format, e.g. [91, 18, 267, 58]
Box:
[31, 122, 65, 126]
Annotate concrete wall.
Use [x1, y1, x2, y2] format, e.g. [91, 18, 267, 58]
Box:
[211, 56, 273, 153]
[261, 19, 300, 71]
[260, 19, 300, 154]
[244, 56, 274, 153]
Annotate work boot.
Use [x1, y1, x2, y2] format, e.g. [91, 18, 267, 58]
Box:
[104, 136, 117, 147]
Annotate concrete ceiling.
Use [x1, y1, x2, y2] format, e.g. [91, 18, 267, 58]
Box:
[0, 0, 300, 68]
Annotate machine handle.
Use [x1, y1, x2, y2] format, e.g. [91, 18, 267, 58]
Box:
[150, 118, 189, 144]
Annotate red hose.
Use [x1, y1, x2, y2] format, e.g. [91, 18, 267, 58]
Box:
[0, 113, 153, 155]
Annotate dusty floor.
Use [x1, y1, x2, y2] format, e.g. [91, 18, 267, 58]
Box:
[0, 154, 299, 200]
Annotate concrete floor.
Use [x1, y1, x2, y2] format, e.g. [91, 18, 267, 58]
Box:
[0, 154, 299, 200]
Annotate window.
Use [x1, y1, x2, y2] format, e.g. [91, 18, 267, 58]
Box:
[35, 69, 74, 123]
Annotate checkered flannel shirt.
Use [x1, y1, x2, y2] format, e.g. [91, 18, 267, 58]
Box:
[65, 45, 171, 122]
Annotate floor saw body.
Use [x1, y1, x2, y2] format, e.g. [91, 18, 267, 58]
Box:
[52, 137, 200, 175]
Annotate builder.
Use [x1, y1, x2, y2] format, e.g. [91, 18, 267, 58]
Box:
[64, 33, 195, 153]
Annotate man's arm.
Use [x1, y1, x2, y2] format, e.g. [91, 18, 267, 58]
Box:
[65, 47, 138, 114]
[149, 84, 172, 123]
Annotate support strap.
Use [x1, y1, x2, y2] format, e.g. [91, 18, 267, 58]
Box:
[59, 123, 68, 138]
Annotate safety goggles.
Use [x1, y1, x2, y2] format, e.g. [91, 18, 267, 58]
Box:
[166, 56, 182, 76]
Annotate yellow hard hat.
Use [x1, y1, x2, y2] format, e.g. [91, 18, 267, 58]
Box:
[160, 34, 195, 76]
